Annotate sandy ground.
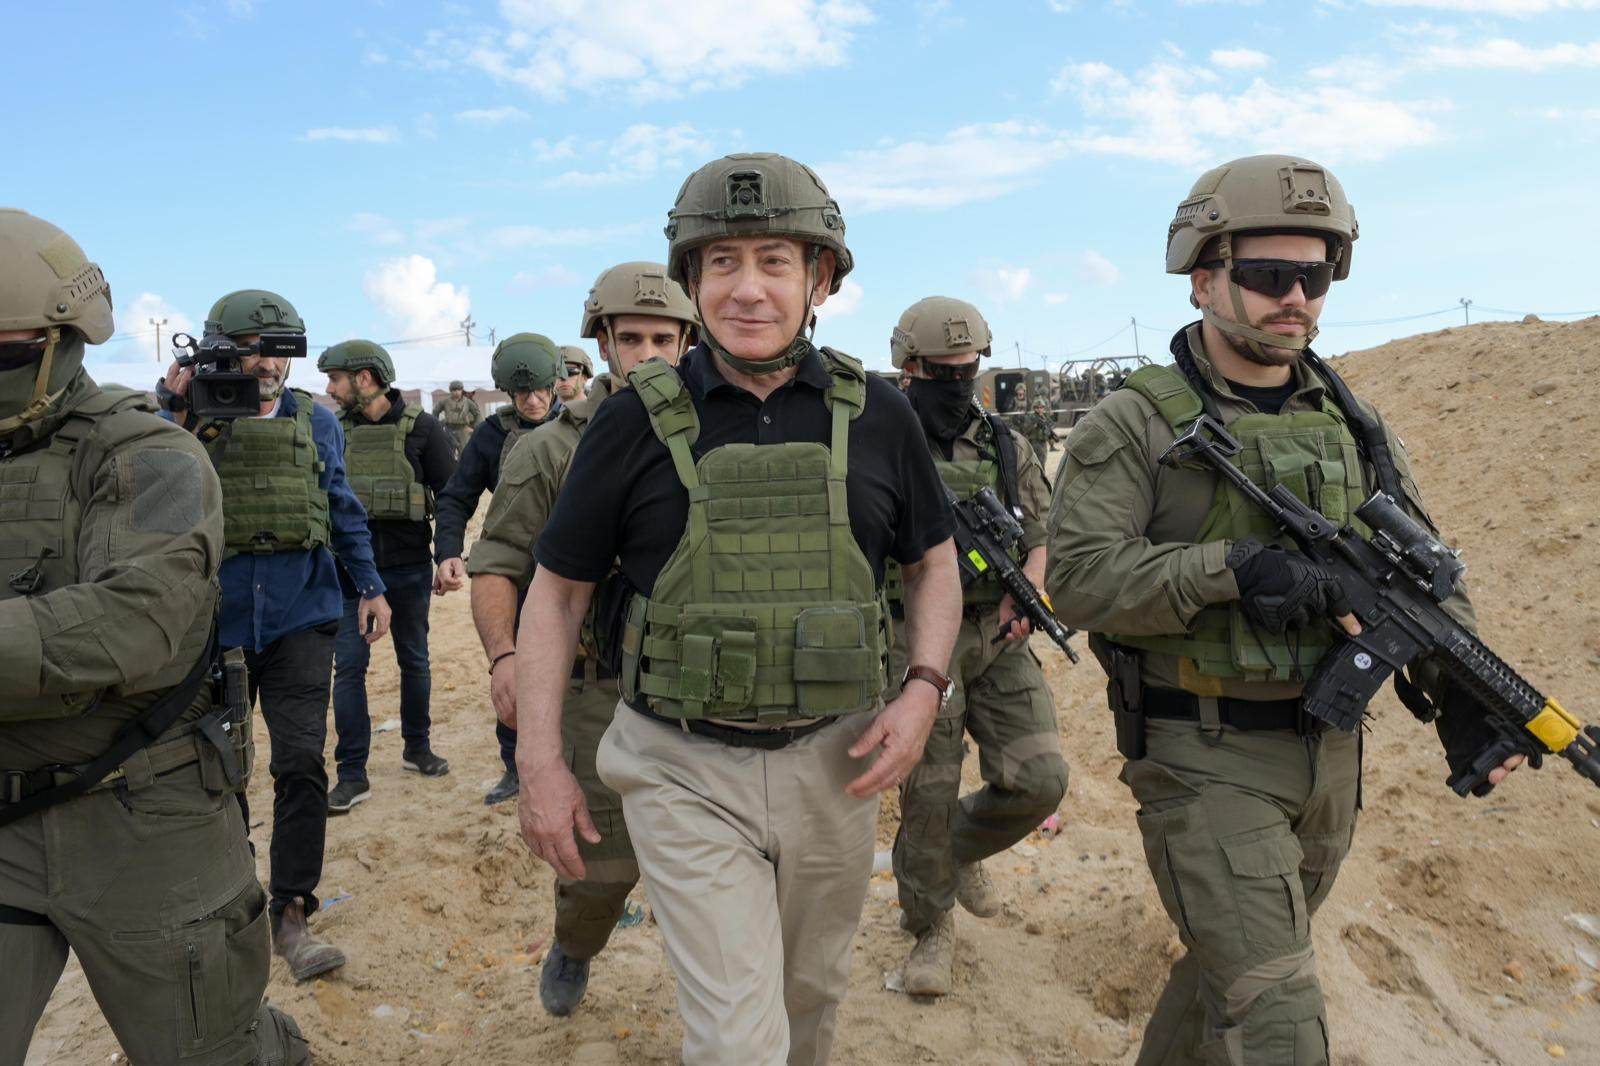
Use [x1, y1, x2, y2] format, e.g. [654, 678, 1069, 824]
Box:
[29, 317, 1600, 1065]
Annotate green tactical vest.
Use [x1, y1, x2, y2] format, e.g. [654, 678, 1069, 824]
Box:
[618, 351, 888, 721]
[1111, 363, 1368, 683]
[439, 395, 478, 427]
[339, 406, 431, 522]
[885, 416, 1015, 609]
[207, 389, 330, 556]
[0, 388, 199, 721]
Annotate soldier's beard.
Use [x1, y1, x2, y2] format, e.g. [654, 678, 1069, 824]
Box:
[256, 373, 286, 401]
[1220, 310, 1316, 367]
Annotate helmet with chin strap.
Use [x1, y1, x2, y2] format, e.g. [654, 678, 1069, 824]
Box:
[664, 152, 851, 375]
[1166, 154, 1357, 359]
[580, 261, 698, 369]
[0, 209, 113, 432]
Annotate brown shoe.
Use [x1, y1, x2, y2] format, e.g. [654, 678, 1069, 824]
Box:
[901, 910, 955, 997]
[271, 897, 347, 982]
[956, 860, 1001, 918]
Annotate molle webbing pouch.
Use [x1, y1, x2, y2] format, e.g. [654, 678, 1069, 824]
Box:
[210, 393, 329, 556]
[621, 350, 886, 721]
[342, 410, 428, 521]
[1113, 368, 1367, 683]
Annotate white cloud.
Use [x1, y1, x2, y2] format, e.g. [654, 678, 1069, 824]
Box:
[815, 279, 864, 320]
[1210, 47, 1271, 70]
[489, 221, 648, 250]
[109, 293, 196, 362]
[454, 105, 531, 126]
[1414, 38, 1600, 70]
[470, 0, 871, 97]
[1359, 0, 1598, 14]
[348, 213, 404, 245]
[362, 48, 390, 65]
[509, 265, 580, 291]
[363, 256, 471, 342]
[976, 266, 1033, 303]
[1043, 292, 1070, 305]
[301, 126, 399, 144]
[546, 123, 713, 186]
[823, 122, 1072, 212]
[1078, 250, 1120, 286]
[1054, 58, 1443, 164]
[227, 0, 255, 16]
[531, 136, 580, 161]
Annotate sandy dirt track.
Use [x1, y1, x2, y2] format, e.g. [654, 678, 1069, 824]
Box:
[29, 317, 1600, 1064]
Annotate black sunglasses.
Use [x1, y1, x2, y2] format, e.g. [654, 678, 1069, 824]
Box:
[918, 360, 979, 382]
[564, 364, 590, 377]
[1213, 258, 1335, 300]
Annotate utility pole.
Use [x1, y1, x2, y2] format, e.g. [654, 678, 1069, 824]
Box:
[1459, 298, 1472, 326]
[461, 315, 477, 346]
[488, 327, 497, 347]
[1130, 316, 1140, 359]
[149, 317, 167, 361]
[1015, 341, 1023, 369]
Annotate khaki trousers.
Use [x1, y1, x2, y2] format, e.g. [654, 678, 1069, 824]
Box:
[596, 703, 880, 1066]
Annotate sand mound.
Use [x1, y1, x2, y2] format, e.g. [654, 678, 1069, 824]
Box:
[31, 318, 1600, 1064]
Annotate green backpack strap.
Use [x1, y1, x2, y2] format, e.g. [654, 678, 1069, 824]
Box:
[627, 358, 701, 493]
[1122, 364, 1205, 432]
[289, 389, 326, 476]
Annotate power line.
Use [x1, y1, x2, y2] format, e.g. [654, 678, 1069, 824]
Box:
[1473, 305, 1600, 318]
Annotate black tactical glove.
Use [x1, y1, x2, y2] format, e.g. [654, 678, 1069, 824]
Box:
[1227, 536, 1353, 633]
[1433, 679, 1541, 798]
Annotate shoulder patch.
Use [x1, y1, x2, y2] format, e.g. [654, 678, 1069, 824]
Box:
[128, 447, 210, 534]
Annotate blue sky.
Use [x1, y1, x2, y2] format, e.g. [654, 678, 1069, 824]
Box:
[9, 0, 1599, 388]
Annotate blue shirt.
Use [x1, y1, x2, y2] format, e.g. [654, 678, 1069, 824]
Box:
[173, 389, 386, 652]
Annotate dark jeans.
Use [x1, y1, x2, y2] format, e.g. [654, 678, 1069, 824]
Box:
[241, 621, 338, 915]
[332, 562, 434, 782]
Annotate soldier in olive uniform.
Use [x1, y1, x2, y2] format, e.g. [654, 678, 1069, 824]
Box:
[1045, 155, 1520, 1065]
[469, 261, 697, 1016]
[434, 379, 480, 455]
[1010, 398, 1059, 468]
[887, 296, 1068, 997]
[319, 341, 457, 811]
[517, 153, 963, 1066]
[556, 345, 593, 404]
[0, 210, 308, 1065]
[431, 335, 568, 804]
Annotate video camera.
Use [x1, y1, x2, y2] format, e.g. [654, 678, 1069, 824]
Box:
[172, 331, 307, 418]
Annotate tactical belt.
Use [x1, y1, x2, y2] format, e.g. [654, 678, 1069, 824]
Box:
[630, 703, 836, 750]
[1, 724, 210, 807]
[1143, 688, 1327, 735]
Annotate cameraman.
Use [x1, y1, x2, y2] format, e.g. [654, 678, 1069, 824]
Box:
[160, 289, 389, 983]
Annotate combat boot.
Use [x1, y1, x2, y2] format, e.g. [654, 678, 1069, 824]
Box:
[901, 910, 955, 996]
[271, 897, 347, 982]
[484, 767, 519, 806]
[956, 860, 1001, 918]
[539, 940, 592, 1016]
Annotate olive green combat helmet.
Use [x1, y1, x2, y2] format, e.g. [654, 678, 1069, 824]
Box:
[579, 261, 698, 365]
[317, 339, 396, 408]
[490, 332, 565, 393]
[1166, 154, 1357, 357]
[664, 152, 851, 374]
[0, 209, 113, 433]
[449, 379, 465, 391]
[206, 289, 305, 338]
[889, 296, 992, 369]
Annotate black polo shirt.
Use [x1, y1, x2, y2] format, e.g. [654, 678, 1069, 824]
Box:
[535, 345, 954, 596]
[344, 390, 458, 570]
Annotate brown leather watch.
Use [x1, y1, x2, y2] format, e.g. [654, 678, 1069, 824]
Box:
[901, 665, 954, 709]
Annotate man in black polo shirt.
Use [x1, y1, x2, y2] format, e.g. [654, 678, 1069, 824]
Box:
[514, 152, 963, 1066]
[319, 341, 456, 811]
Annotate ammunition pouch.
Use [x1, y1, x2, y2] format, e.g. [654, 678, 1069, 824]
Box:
[196, 649, 253, 794]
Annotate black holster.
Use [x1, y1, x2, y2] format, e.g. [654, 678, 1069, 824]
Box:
[198, 649, 253, 793]
[1093, 635, 1147, 760]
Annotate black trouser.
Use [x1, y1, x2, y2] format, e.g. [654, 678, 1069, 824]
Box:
[497, 720, 517, 775]
[242, 621, 338, 916]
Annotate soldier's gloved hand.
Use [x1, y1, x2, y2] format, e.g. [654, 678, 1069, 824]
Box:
[1434, 680, 1530, 796]
[1227, 536, 1359, 635]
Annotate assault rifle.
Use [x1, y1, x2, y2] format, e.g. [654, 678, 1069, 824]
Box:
[946, 485, 1079, 664]
[1160, 414, 1600, 796]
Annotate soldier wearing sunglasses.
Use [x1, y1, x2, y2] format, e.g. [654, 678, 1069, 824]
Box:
[1045, 155, 1514, 1065]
